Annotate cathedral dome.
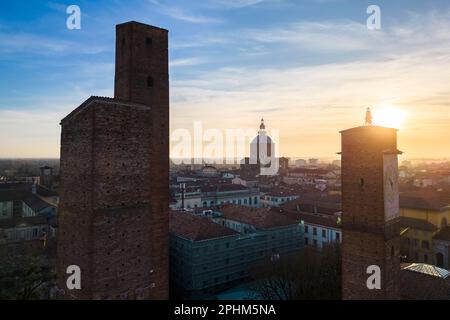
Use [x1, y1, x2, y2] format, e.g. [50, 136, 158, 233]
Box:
[250, 118, 274, 166]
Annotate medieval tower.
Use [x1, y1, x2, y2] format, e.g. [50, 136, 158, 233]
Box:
[340, 111, 401, 299]
[56, 21, 169, 299]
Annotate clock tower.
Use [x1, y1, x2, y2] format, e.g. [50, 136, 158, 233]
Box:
[340, 117, 402, 299]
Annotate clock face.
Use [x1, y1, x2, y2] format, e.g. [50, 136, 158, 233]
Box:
[384, 165, 396, 202]
[384, 155, 399, 221]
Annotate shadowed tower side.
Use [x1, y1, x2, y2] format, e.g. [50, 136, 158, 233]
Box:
[340, 118, 401, 300]
[56, 21, 169, 300]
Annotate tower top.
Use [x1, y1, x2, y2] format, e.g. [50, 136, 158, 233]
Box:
[114, 21, 169, 106]
[259, 117, 265, 131]
[365, 107, 373, 126]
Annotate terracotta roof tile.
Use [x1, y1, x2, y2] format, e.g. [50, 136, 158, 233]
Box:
[170, 211, 238, 241]
[218, 205, 298, 229]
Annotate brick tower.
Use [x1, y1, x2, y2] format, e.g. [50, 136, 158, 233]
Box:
[56, 21, 169, 299]
[340, 115, 401, 300]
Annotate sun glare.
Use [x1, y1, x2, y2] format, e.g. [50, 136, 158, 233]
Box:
[372, 106, 406, 129]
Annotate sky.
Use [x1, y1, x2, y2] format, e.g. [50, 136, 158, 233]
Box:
[1, 0, 450, 159]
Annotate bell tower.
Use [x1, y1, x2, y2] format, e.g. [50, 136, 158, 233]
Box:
[340, 115, 402, 299]
[57, 21, 169, 300]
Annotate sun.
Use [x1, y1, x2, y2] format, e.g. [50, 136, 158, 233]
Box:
[372, 106, 406, 129]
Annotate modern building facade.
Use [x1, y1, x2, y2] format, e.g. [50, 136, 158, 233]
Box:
[171, 184, 261, 210]
[170, 207, 303, 298]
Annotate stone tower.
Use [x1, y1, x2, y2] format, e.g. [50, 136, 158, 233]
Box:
[56, 21, 169, 300]
[340, 124, 401, 300]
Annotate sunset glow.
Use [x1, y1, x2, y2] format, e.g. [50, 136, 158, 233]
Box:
[372, 106, 407, 129]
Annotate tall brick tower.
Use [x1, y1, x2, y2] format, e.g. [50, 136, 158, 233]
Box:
[340, 115, 401, 300]
[56, 21, 169, 300]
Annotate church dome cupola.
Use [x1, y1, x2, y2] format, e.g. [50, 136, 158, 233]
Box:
[250, 117, 274, 167]
[259, 117, 265, 131]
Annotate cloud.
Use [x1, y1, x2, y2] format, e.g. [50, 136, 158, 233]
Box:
[148, 0, 222, 24]
[242, 20, 382, 52]
[163, 6, 222, 23]
[0, 32, 106, 55]
[170, 57, 206, 67]
[209, 0, 268, 8]
[168, 10, 450, 157]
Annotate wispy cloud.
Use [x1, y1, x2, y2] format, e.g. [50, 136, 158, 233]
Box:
[0, 32, 106, 55]
[209, 0, 268, 8]
[170, 57, 206, 67]
[168, 10, 450, 157]
[148, 0, 223, 24]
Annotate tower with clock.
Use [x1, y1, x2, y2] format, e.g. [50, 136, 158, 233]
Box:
[340, 114, 402, 300]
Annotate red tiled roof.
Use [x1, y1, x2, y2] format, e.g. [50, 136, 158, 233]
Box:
[288, 168, 331, 175]
[276, 209, 340, 229]
[399, 189, 450, 211]
[169, 211, 238, 241]
[433, 226, 450, 242]
[399, 216, 438, 232]
[201, 184, 249, 193]
[218, 205, 298, 229]
[400, 263, 450, 299]
[279, 193, 341, 213]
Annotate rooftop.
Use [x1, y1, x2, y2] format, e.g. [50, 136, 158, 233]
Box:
[288, 168, 331, 175]
[60, 96, 151, 125]
[401, 263, 450, 279]
[218, 205, 298, 229]
[400, 189, 450, 211]
[23, 194, 55, 212]
[275, 208, 340, 229]
[169, 211, 238, 241]
[399, 216, 438, 232]
[433, 226, 450, 242]
[201, 184, 251, 193]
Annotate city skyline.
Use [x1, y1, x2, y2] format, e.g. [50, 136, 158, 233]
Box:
[1, 0, 450, 158]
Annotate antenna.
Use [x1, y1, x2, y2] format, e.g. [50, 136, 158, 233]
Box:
[365, 107, 373, 126]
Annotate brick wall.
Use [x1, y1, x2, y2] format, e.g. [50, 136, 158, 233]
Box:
[57, 21, 169, 300]
[341, 126, 400, 299]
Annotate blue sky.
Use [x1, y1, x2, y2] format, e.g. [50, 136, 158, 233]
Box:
[1, 0, 450, 158]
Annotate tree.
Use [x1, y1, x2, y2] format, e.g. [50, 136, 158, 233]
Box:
[249, 243, 341, 300]
[0, 254, 55, 300]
